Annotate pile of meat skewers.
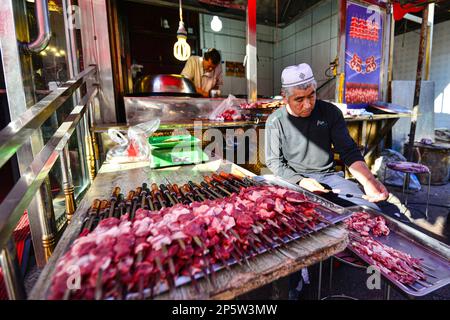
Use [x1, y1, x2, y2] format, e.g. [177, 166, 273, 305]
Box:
[48, 173, 331, 300]
[345, 212, 389, 237]
[345, 212, 436, 287]
[239, 100, 284, 109]
[350, 237, 431, 286]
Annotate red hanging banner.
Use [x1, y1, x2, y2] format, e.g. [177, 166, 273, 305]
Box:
[393, 1, 428, 21]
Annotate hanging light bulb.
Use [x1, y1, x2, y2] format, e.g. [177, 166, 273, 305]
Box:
[174, 21, 191, 61]
[173, 0, 191, 61]
[211, 16, 222, 32]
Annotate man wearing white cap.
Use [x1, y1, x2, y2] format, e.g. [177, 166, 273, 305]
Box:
[265, 63, 389, 300]
[265, 63, 388, 209]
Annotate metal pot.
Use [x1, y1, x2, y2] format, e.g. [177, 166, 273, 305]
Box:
[133, 74, 200, 97]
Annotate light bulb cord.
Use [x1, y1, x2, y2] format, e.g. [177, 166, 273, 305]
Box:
[179, 0, 183, 22]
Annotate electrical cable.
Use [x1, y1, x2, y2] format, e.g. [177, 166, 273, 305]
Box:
[316, 76, 336, 93]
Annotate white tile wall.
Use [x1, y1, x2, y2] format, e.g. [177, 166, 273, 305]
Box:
[230, 53, 246, 64]
[200, 14, 277, 96]
[200, 0, 339, 96]
[274, 58, 282, 92]
[281, 35, 296, 57]
[215, 34, 232, 52]
[229, 37, 244, 54]
[227, 28, 245, 38]
[257, 24, 272, 35]
[227, 18, 245, 31]
[257, 41, 273, 58]
[331, 14, 338, 38]
[313, 0, 332, 23]
[312, 41, 331, 81]
[295, 28, 312, 52]
[330, 37, 338, 62]
[296, 13, 312, 32]
[332, 0, 339, 15]
[222, 77, 231, 95]
[282, 53, 295, 69]
[267, 0, 338, 96]
[295, 48, 312, 65]
[312, 19, 331, 45]
[204, 33, 214, 48]
[274, 41, 282, 59]
[231, 77, 247, 95]
[203, 15, 213, 32]
[393, 19, 450, 128]
[258, 79, 272, 96]
[283, 22, 296, 40]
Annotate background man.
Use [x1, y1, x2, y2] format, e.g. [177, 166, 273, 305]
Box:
[181, 48, 223, 97]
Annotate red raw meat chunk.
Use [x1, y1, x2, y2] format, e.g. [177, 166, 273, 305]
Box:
[236, 214, 253, 228]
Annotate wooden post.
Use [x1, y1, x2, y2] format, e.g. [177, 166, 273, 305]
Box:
[406, 6, 429, 162]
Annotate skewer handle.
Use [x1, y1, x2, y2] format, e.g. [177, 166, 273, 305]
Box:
[89, 199, 101, 214]
[151, 183, 160, 195]
[126, 190, 135, 202]
[112, 187, 121, 198]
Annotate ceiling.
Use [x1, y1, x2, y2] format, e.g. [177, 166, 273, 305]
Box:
[128, 0, 324, 27]
[129, 0, 450, 30]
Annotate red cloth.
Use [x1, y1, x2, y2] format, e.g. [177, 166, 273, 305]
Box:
[393, 1, 427, 21]
[0, 211, 30, 300]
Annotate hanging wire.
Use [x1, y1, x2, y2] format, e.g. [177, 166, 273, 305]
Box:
[275, 0, 279, 44]
[179, 0, 183, 22]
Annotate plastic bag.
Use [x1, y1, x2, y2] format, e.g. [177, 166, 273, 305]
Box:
[372, 148, 421, 191]
[208, 94, 242, 121]
[106, 119, 160, 163]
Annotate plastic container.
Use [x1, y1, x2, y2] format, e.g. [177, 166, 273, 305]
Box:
[149, 135, 201, 149]
[149, 146, 208, 168]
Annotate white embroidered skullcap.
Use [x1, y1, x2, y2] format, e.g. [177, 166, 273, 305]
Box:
[281, 63, 315, 88]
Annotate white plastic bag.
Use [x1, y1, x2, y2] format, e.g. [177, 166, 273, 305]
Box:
[208, 94, 241, 121]
[106, 119, 160, 163]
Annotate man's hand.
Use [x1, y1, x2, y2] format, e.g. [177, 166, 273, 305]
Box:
[348, 160, 389, 202]
[196, 87, 209, 97]
[362, 178, 389, 202]
[299, 178, 329, 193]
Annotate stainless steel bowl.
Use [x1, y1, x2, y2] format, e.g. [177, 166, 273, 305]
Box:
[133, 74, 199, 96]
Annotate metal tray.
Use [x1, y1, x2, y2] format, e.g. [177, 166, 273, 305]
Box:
[124, 175, 354, 299]
[345, 205, 450, 297]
